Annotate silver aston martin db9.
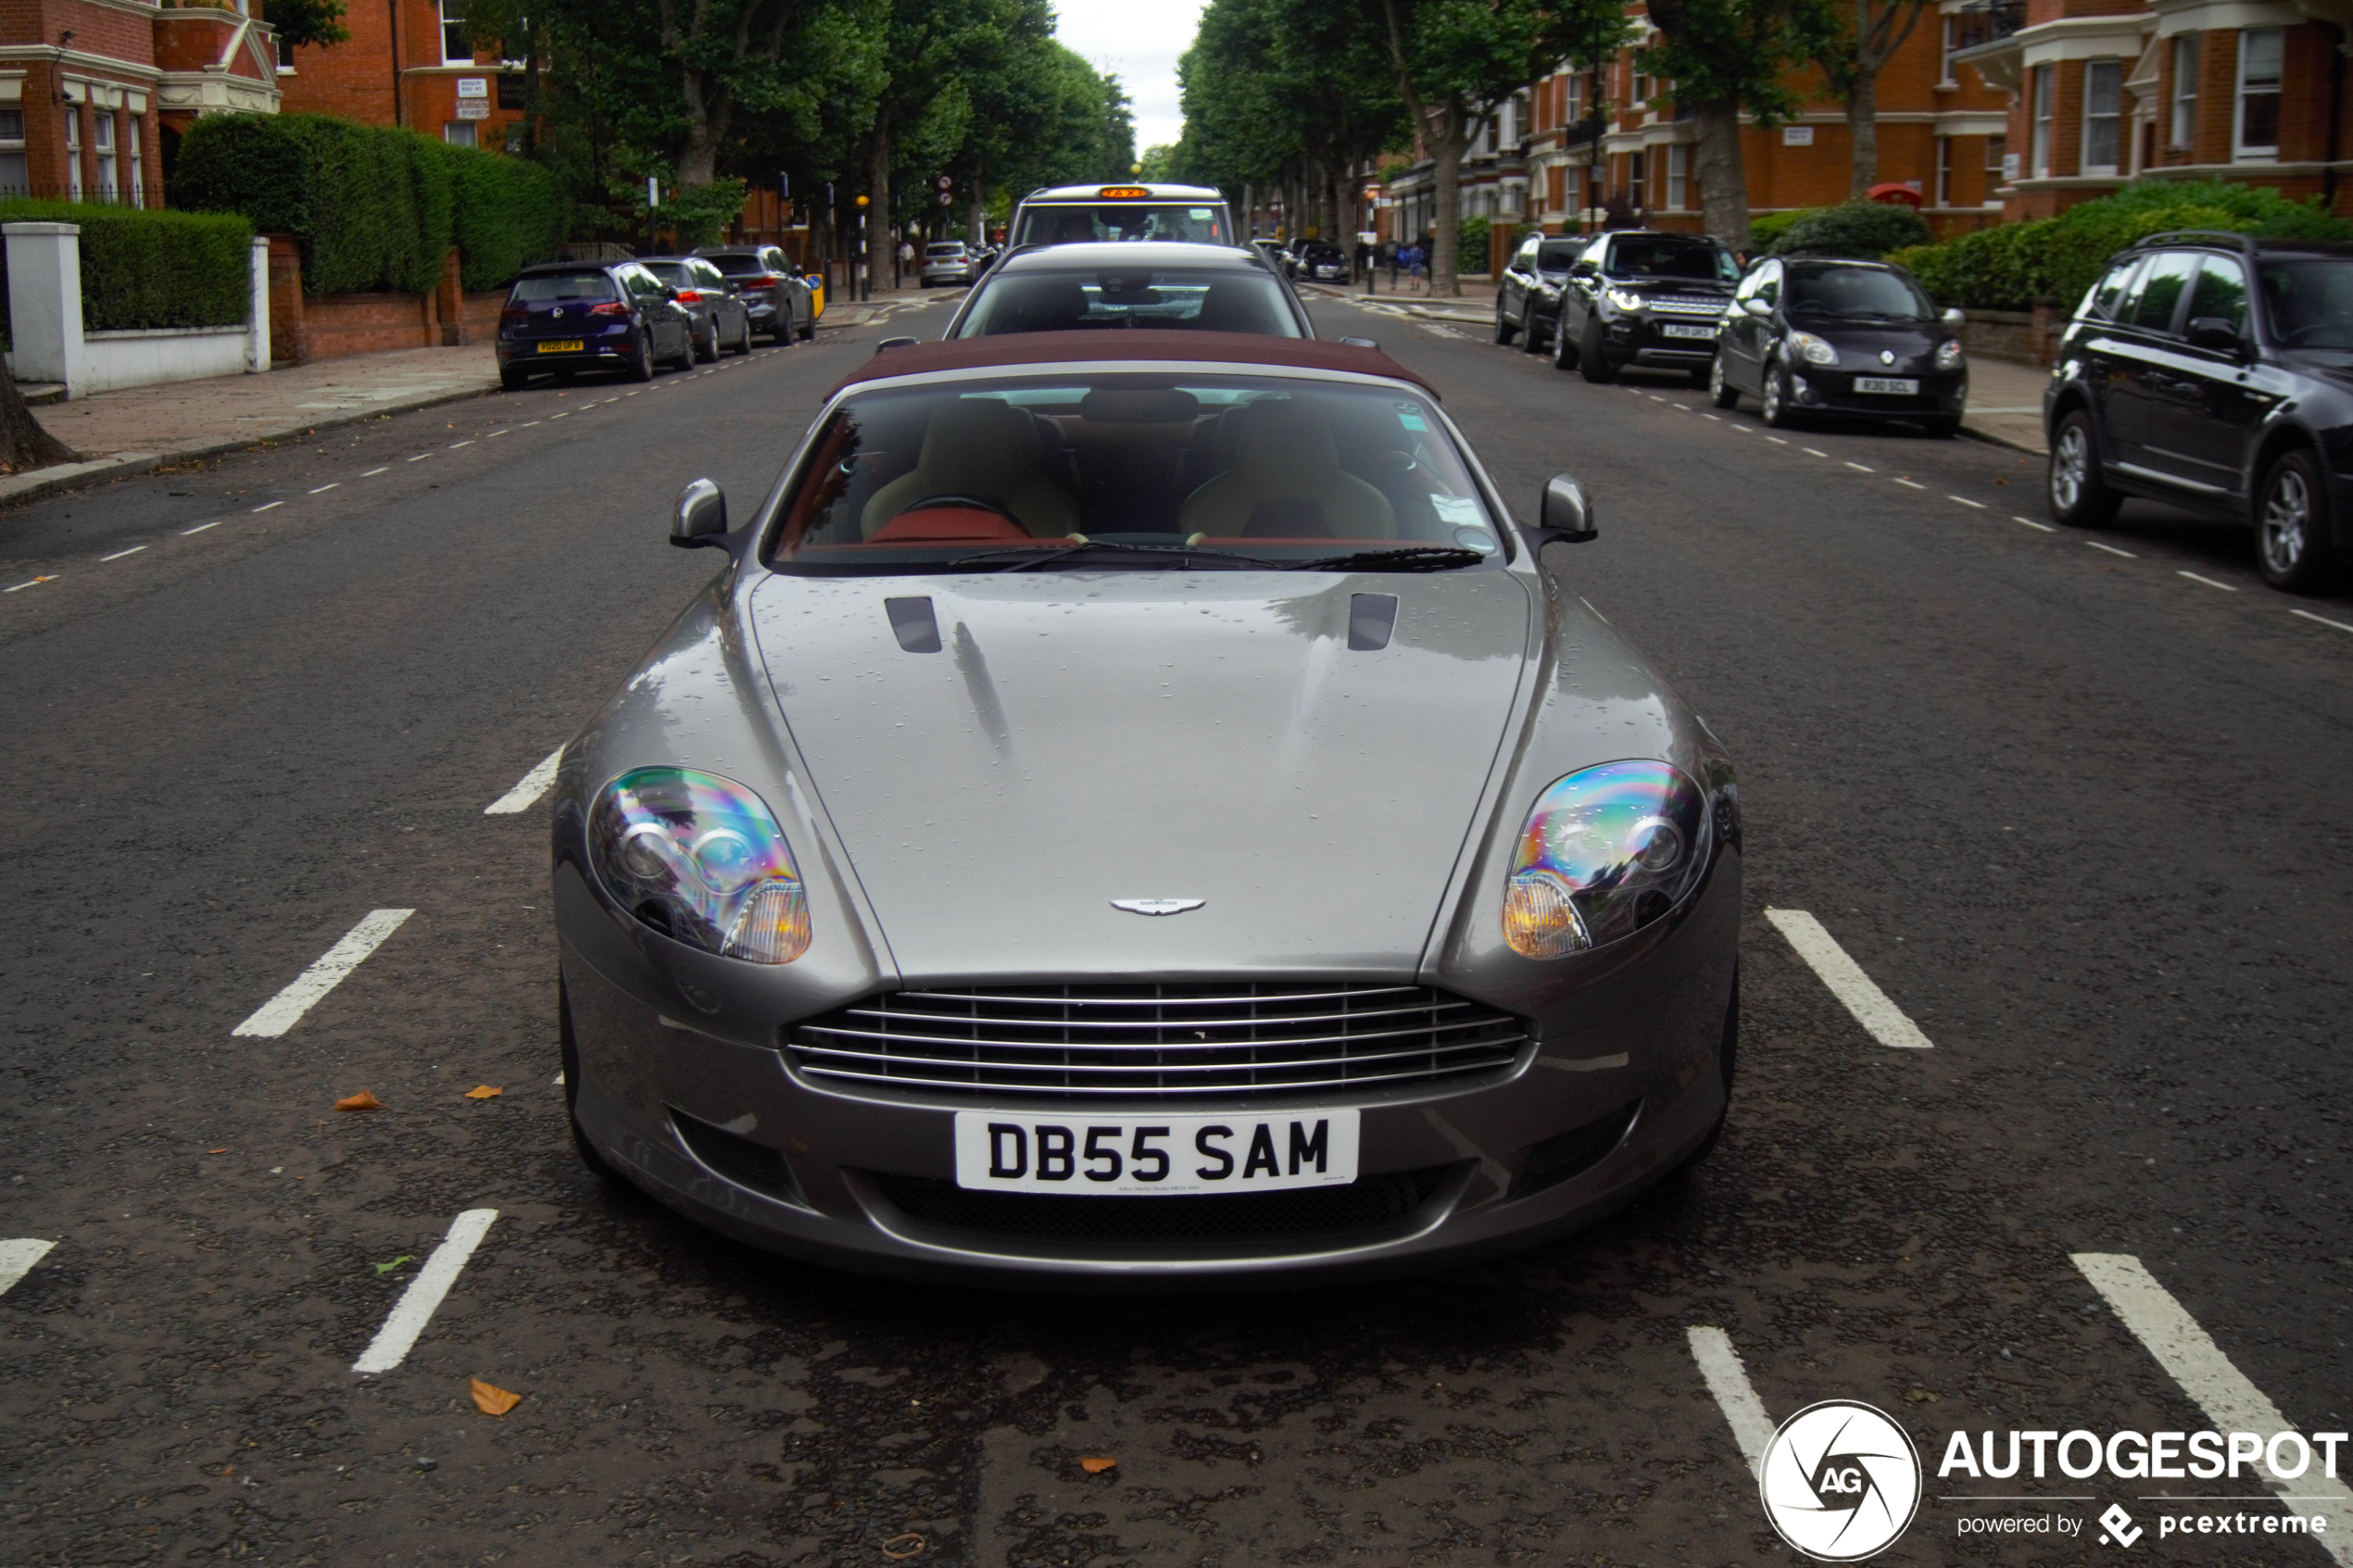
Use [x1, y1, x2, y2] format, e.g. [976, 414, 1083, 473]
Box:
[551, 330, 1741, 1286]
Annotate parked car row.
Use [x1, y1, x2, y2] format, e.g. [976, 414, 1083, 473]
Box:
[497, 246, 822, 389]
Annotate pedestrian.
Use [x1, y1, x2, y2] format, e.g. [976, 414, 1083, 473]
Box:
[1383, 240, 1398, 288]
[895, 237, 913, 285]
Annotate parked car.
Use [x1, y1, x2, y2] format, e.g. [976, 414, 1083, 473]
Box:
[1495, 233, 1588, 354]
[1009, 182, 1236, 247]
[921, 241, 978, 287]
[1252, 238, 1298, 277]
[497, 259, 696, 388]
[2045, 231, 2353, 592]
[942, 242, 1313, 338]
[1295, 241, 1350, 283]
[1552, 230, 1741, 384]
[1710, 257, 1966, 436]
[695, 245, 817, 342]
[552, 329, 1740, 1286]
[638, 255, 755, 361]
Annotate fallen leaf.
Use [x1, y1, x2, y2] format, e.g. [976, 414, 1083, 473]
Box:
[1079, 1456, 1117, 1474]
[470, 1378, 522, 1417]
[881, 1534, 925, 1561]
[207, 1148, 228, 1154]
[334, 1091, 380, 1112]
[463, 1085, 503, 1099]
[1903, 1388, 1941, 1404]
[373, 1256, 413, 1275]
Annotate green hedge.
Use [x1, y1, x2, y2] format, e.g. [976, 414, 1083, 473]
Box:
[0, 199, 251, 338]
[1457, 213, 1492, 271]
[1764, 200, 1931, 259]
[1748, 207, 1823, 251]
[1888, 179, 2353, 311]
[170, 114, 566, 296]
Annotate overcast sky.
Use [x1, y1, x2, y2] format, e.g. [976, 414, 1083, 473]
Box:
[1052, 0, 1209, 156]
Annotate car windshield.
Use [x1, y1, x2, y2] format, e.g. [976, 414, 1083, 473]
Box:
[2259, 258, 2353, 349]
[509, 271, 616, 302]
[953, 268, 1299, 336]
[1785, 265, 1935, 320]
[927, 243, 965, 256]
[1537, 240, 1581, 269]
[639, 262, 696, 286]
[703, 255, 774, 276]
[766, 374, 1504, 574]
[1605, 237, 1738, 282]
[1013, 203, 1230, 245]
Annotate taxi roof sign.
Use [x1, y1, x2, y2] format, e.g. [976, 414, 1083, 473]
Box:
[1097, 186, 1151, 199]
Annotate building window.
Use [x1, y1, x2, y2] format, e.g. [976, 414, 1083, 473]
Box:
[1666, 143, 1687, 209]
[441, 2, 472, 66]
[65, 106, 82, 200]
[2082, 59, 2121, 173]
[1935, 135, 1953, 206]
[444, 120, 477, 148]
[1631, 64, 1652, 107]
[0, 108, 23, 197]
[2171, 34, 2198, 146]
[2236, 27, 2282, 160]
[2030, 65, 2053, 177]
[94, 111, 116, 201]
[1940, 16, 1958, 86]
[129, 115, 143, 205]
[1628, 148, 1645, 212]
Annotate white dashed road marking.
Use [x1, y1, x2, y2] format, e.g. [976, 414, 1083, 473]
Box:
[182, 521, 223, 535]
[2294, 608, 2353, 635]
[1846, 461, 1874, 472]
[1766, 436, 1788, 445]
[0, 1238, 57, 1298]
[308, 483, 339, 494]
[99, 546, 146, 561]
[1803, 447, 1829, 458]
[1688, 1326, 1775, 1480]
[231, 909, 415, 1037]
[449, 440, 473, 448]
[1763, 908, 1934, 1050]
[1948, 495, 1986, 509]
[2087, 541, 2137, 558]
[1894, 478, 1925, 490]
[361, 467, 389, 476]
[251, 501, 283, 512]
[407, 453, 434, 462]
[484, 748, 563, 815]
[6, 576, 56, 591]
[351, 1209, 499, 1375]
[2074, 1253, 2353, 1559]
[2177, 571, 2238, 592]
[2014, 515, 2057, 533]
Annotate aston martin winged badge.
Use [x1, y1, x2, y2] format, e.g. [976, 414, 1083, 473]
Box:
[1110, 898, 1206, 916]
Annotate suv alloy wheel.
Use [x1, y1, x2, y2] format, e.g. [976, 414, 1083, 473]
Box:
[2047, 409, 2120, 527]
[1494, 298, 1516, 345]
[1708, 351, 1739, 409]
[2257, 448, 2334, 592]
[1760, 364, 1796, 427]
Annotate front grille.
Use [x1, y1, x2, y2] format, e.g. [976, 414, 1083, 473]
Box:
[786, 982, 1526, 1099]
[871, 1166, 1449, 1242]
[1649, 295, 1731, 315]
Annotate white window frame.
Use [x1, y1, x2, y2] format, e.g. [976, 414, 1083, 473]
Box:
[2082, 59, 2122, 174]
[1628, 148, 1646, 212]
[1940, 16, 1958, 86]
[443, 119, 477, 147]
[440, 2, 472, 66]
[2171, 33, 2198, 147]
[1666, 143, 1688, 209]
[2234, 27, 2282, 162]
[65, 105, 82, 200]
[129, 114, 143, 205]
[1935, 135, 1953, 206]
[2030, 65, 2054, 178]
[94, 110, 116, 201]
[0, 107, 24, 198]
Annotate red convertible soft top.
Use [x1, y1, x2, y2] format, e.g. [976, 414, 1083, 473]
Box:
[826, 329, 1440, 400]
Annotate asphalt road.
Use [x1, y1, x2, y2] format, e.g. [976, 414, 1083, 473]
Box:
[1, 289, 2347, 1567]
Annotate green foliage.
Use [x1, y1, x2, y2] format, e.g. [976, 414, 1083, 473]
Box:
[1746, 207, 1821, 250]
[611, 166, 748, 253]
[1890, 179, 2353, 310]
[173, 115, 565, 295]
[267, 0, 350, 48]
[1457, 213, 1491, 270]
[0, 199, 252, 334]
[1764, 199, 1931, 258]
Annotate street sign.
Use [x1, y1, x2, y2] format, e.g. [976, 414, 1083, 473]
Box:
[456, 78, 488, 98]
[456, 100, 490, 119]
[936, 175, 953, 192]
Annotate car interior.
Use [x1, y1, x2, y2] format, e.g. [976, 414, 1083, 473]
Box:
[773, 381, 1497, 560]
[1606, 237, 1736, 282]
[954, 270, 1298, 336]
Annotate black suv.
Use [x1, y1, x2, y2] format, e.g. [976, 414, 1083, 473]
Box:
[1493, 232, 1585, 354]
[1553, 229, 1741, 384]
[2045, 231, 2353, 591]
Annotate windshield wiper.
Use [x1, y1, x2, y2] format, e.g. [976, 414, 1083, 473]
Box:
[1279, 546, 1491, 572]
[941, 540, 1261, 572]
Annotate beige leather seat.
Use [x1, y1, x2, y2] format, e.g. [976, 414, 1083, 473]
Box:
[861, 397, 1080, 539]
[1176, 400, 1395, 539]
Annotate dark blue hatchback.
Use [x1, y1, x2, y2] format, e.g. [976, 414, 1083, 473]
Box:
[497, 260, 696, 389]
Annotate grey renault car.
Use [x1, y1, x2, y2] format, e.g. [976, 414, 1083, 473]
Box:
[550, 330, 1742, 1287]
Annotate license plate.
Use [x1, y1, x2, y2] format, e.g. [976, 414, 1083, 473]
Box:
[1855, 376, 1919, 395]
[1661, 322, 1716, 339]
[537, 340, 585, 353]
[953, 1110, 1360, 1196]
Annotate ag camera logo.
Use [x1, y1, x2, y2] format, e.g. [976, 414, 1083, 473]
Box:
[1760, 1399, 1923, 1561]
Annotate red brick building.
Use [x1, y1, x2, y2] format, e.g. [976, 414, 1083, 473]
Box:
[1955, 0, 2353, 220]
[276, 0, 527, 150]
[1521, 1, 2013, 240]
[0, 0, 283, 207]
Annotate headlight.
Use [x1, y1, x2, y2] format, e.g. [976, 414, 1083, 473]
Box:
[1605, 287, 1647, 313]
[589, 767, 811, 963]
[1788, 331, 1838, 366]
[1503, 761, 1710, 959]
[1935, 338, 1965, 370]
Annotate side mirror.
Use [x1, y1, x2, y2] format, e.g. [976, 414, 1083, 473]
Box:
[1337, 334, 1379, 349]
[1940, 306, 1966, 330]
[671, 477, 727, 549]
[1743, 296, 1773, 317]
[1528, 474, 1598, 546]
[1569, 261, 1596, 279]
[663, 286, 683, 301]
[876, 336, 919, 354]
[2186, 316, 2245, 354]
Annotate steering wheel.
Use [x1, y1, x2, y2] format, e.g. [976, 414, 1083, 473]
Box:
[2277, 322, 2348, 346]
[902, 493, 1020, 523]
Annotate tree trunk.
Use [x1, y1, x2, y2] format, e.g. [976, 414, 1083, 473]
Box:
[1428, 115, 1466, 297]
[866, 116, 892, 297]
[1692, 100, 1752, 254]
[0, 361, 76, 473]
[1846, 70, 1879, 197]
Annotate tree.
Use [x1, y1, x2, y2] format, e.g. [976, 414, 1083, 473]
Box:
[0, 367, 74, 474]
[1795, 0, 1932, 198]
[1644, 0, 1806, 252]
[267, 0, 350, 50]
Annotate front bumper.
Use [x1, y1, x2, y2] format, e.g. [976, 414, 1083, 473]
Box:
[1604, 312, 1728, 365]
[553, 848, 1739, 1289]
[1789, 366, 1968, 419]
